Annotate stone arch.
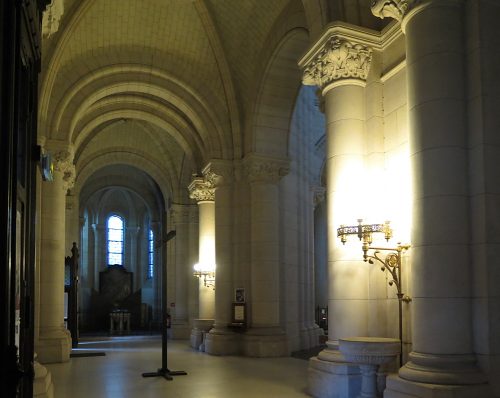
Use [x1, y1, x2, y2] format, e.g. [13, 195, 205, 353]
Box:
[42, 64, 231, 165]
[247, 27, 310, 158]
[75, 149, 174, 204]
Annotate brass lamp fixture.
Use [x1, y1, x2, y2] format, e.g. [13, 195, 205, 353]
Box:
[193, 263, 215, 289]
[337, 219, 411, 366]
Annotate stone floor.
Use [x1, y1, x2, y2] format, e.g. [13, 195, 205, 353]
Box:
[46, 335, 311, 398]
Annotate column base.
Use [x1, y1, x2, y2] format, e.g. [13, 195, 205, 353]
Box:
[300, 324, 325, 349]
[399, 352, 489, 385]
[189, 319, 213, 350]
[37, 328, 71, 363]
[33, 359, 54, 398]
[307, 350, 362, 398]
[169, 321, 191, 339]
[384, 374, 495, 398]
[205, 327, 241, 355]
[242, 327, 288, 357]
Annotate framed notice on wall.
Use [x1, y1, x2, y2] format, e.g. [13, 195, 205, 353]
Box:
[232, 303, 246, 323]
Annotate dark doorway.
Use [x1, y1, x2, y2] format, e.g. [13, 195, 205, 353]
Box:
[0, 1, 46, 396]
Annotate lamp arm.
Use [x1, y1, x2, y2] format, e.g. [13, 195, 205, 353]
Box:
[366, 249, 404, 298]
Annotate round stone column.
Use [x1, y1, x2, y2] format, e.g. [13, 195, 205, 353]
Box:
[187, 206, 199, 325]
[203, 161, 240, 355]
[299, 29, 374, 397]
[126, 226, 140, 289]
[300, 34, 372, 346]
[169, 205, 191, 338]
[91, 223, 104, 291]
[242, 154, 289, 357]
[188, 177, 215, 350]
[37, 148, 74, 363]
[371, 0, 492, 395]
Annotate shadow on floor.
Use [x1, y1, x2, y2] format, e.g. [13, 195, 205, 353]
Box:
[291, 345, 326, 361]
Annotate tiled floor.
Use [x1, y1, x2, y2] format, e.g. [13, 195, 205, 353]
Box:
[46, 335, 311, 398]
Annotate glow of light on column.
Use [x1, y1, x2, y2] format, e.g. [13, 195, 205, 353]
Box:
[384, 149, 412, 244]
[332, 161, 365, 227]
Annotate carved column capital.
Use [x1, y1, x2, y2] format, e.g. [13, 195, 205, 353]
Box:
[53, 150, 75, 192]
[371, 0, 420, 22]
[313, 186, 326, 207]
[188, 177, 215, 202]
[202, 160, 234, 188]
[243, 154, 290, 184]
[371, 0, 461, 30]
[300, 36, 372, 91]
[42, 0, 65, 38]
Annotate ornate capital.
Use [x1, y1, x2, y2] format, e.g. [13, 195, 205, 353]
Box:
[53, 150, 75, 192]
[188, 177, 215, 202]
[301, 36, 372, 90]
[203, 160, 234, 188]
[243, 155, 290, 184]
[42, 0, 64, 38]
[371, 0, 420, 21]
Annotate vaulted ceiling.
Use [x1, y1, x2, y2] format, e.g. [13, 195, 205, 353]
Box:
[39, 0, 387, 203]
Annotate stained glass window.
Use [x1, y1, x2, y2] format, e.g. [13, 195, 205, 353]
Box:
[107, 215, 124, 265]
[148, 229, 154, 279]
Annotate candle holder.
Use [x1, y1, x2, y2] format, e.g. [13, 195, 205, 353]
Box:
[337, 219, 411, 366]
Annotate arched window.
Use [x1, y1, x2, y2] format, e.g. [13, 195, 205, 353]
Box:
[148, 229, 154, 279]
[107, 215, 124, 265]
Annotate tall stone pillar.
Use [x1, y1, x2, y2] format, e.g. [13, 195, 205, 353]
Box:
[188, 176, 215, 349]
[242, 154, 289, 357]
[126, 226, 140, 290]
[302, 186, 324, 348]
[203, 161, 240, 355]
[169, 205, 191, 338]
[187, 206, 199, 325]
[299, 28, 374, 396]
[37, 147, 75, 363]
[91, 223, 104, 291]
[371, 1, 493, 396]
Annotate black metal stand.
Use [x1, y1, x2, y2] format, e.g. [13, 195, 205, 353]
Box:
[142, 230, 186, 381]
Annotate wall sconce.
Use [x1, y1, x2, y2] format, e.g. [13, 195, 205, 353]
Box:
[337, 219, 410, 366]
[193, 263, 215, 289]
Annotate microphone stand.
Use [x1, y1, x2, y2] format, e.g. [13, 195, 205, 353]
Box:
[142, 230, 187, 380]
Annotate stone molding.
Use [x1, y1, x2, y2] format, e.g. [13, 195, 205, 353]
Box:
[301, 36, 372, 90]
[371, 0, 421, 21]
[42, 0, 64, 38]
[243, 154, 290, 184]
[398, 351, 489, 385]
